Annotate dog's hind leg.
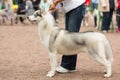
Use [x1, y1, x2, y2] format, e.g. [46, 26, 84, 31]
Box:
[97, 54, 112, 78]
[47, 52, 57, 77]
[94, 53, 112, 78]
[95, 43, 112, 78]
[88, 43, 112, 78]
[91, 52, 112, 78]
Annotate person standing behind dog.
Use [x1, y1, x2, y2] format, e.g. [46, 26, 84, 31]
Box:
[49, 0, 86, 73]
[0, 0, 13, 25]
[98, 0, 115, 32]
[115, 0, 120, 32]
[16, 0, 26, 23]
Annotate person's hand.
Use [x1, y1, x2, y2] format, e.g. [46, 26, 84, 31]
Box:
[49, 2, 56, 13]
[102, 5, 107, 10]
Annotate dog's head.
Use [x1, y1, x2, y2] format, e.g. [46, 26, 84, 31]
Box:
[28, 10, 43, 22]
[29, 9, 56, 26]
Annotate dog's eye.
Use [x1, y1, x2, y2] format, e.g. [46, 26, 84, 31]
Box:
[36, 12, 42, 17]
[34, 14, 38, 17]
[34, 12, 42, 17]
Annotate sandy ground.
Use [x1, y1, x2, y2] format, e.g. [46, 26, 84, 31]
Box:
[0, 23, 120, 80]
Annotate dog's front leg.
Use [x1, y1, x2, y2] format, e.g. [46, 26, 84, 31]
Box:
[47, 52, 57, 77]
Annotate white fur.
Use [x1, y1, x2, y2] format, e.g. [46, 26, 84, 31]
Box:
[29, 10, 113, 78]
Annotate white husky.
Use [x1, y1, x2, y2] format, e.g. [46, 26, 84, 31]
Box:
[29, 10, 113, 78]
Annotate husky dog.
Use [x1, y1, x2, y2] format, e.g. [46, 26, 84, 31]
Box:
[29, 10, 113, 78]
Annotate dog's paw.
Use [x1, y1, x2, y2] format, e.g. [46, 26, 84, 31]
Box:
[104, 73, 111, 78]
[46, 71, 55, 77]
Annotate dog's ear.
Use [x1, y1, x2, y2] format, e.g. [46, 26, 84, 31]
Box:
[40, 8, 47, 16]
[35, 9, 42, 17]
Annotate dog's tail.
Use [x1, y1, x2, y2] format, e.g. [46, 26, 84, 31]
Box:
[105, 41, 113, 64]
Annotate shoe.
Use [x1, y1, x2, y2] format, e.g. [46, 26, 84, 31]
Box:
[56, 66, 76, 73]
[102, 30, 107, 33]
[108, 30, 112, 33]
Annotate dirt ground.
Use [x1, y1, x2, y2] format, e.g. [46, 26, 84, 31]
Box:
[0, 23, 120, 80]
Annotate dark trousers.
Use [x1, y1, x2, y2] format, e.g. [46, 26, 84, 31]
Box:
[60, 3, 86, 70]
[116, 8, 120, 28]
[101, 9, 114, 31]
[91, 3, 98, 11]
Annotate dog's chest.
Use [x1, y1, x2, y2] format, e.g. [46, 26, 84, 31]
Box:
[42, 35, 50, 48]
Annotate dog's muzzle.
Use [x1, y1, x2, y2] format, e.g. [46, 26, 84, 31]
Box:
[28, 15, 37, 21]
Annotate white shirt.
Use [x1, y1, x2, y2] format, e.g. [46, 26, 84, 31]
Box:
[62, 0, 85, 13]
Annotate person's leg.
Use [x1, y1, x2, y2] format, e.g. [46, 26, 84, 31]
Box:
[19, 17, 24, 23]
[118, 10, 120, 29]
[116, 9, 120, 32]
[60, 3, 86, 70]
[94, 3, 98, 27]
[106, 9, 114, 31]
[101, 12, 109, 31]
